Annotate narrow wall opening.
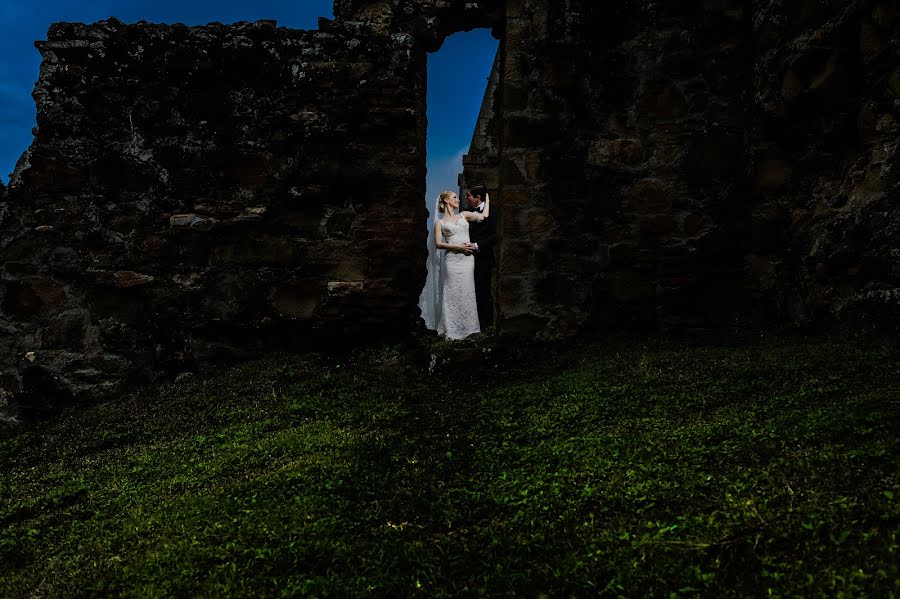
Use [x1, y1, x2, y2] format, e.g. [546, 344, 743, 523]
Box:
[418, 29, 500, 336]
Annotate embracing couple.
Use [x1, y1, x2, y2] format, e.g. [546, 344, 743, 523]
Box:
[419, 185, 496, 340]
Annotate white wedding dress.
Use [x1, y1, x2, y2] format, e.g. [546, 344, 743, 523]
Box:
[437, 218, 481, 339]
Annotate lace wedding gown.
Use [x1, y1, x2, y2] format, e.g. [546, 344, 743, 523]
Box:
[437, 218, 481, 340]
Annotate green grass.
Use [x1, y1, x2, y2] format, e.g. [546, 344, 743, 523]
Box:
[1, 337, 898, 597]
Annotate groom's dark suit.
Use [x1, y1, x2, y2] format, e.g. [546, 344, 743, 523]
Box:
[468, 201, 496, 329]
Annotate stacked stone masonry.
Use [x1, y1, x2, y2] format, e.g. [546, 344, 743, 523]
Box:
[1, 0, 897, 414]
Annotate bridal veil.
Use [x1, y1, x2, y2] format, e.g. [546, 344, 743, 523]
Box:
[418, 197, 444, 330]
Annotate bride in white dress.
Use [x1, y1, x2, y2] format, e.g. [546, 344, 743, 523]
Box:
[419, 190, 491, 340]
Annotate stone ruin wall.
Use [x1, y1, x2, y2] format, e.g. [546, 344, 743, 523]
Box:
[461, 44, 502, 194]
[0, 16, 432, 409]
[0, 0, 505, 413]
[752, 0, 900, 336]
[1, 0, 898, 415]
[460, 0, 757, 336]
[461, 0, 899, 338]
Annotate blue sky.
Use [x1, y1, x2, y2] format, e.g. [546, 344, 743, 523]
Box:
[0, 0, 498, 206]
[425, 29, 498, 215]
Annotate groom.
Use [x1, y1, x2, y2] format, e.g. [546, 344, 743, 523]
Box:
[465, 185, 496, 329]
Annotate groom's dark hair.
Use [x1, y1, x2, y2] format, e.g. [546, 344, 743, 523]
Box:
[470, 185, 487, 202]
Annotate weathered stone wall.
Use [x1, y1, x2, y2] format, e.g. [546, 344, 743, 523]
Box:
[493, 0, 753, 337]
[460, 45, 502, 323]
[479, 0, 898, 339]
[1, 0, 898, 415]
[334, 0, 505, 49]
[751, 0, 900, 337]
[462, 46, 502, 196]
[0, 17, 429, 410]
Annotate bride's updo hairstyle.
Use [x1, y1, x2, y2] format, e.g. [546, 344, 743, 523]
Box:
[437, 190, 455, 214]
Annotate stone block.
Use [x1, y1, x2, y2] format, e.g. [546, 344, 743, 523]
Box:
[635, 80, 688, 122]
[888, 67, 900, 98]
[638, 214, 676, 235]
[39, 310, 88, 350]
[753, 159, 793, 191]
[210, 237, 303, 266]
[4, 261, 39, 276]
[270, 281, 322, 319]
[2, 279, 66, 317]
[114, 271, 156, 288]
[588, 138, 645, 169]
[630, 179, 674, 213]
[502, 83, 529, 111]
[502, 117, 557, 149]
[745, 254, 780, 290]
[859, 16, 888, 62]
[682, 213, 706, 236]
[327, 281, 364, 296]
[499, 241, 532, 274]
[499, 314, 550, 338]
[500, 159, 527, 185]
[652, 145, 682, 170]
[608, 270, 656, 302]
[685, 129, 744, 180]
[170, 214, 217, 231]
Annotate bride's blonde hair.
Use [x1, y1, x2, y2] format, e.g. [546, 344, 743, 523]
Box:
[438, 190, 455, 213]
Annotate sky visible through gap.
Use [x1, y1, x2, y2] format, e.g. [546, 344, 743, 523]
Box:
[0, 3, 498, 196]
[425, 29, 499, 225]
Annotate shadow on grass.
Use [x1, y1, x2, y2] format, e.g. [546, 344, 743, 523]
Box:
[0, 337, 898, 596]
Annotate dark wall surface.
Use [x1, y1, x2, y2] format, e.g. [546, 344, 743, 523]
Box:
[490, 0, 752, 337]
[471, 0, 897, 340]
[1, 0, 897, 415]
[0, 17, 430, 410]
[751, 0, 900, 337]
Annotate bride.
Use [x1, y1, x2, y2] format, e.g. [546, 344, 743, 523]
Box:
[419, 190, 490, 340]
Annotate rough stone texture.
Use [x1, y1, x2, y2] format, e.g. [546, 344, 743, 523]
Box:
[0, 17, 431, 410]
[484, 0, 754, 338]
[751, 0, 900, 337]
[466, 0, 898, 340]
[333, 0, 505, 49]
[461, 45, 502, 196]
[460, 45, 503, 320]
[1, 0, 898, 415]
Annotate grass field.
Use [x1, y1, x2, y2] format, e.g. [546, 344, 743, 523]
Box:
[1, 337, 898, 597]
